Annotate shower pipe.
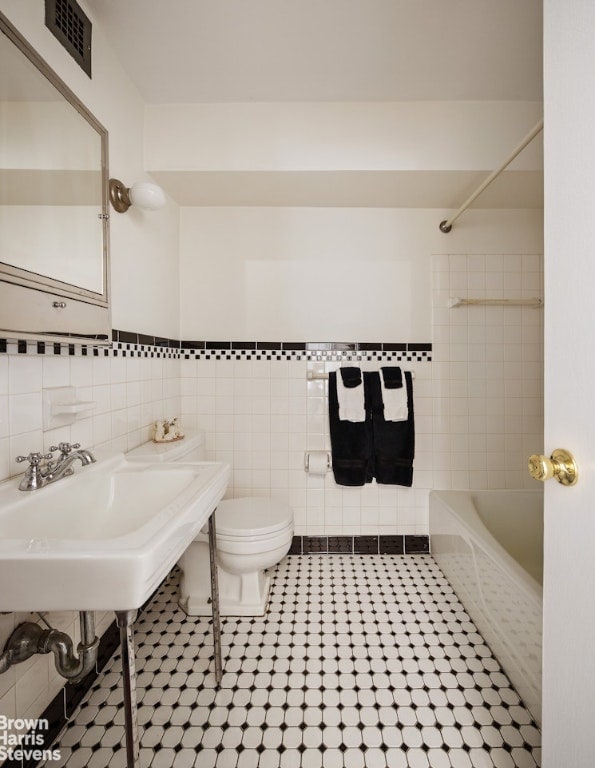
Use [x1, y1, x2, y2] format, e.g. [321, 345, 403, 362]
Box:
[439, 117, 544, 233]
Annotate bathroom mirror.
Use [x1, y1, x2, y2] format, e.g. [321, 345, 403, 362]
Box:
[0, 11, 110, 344]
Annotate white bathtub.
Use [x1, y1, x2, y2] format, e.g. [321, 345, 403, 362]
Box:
[429, 489, 543, 725]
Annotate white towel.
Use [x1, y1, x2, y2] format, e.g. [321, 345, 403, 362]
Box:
[336, 368, 366, 422]
[380, 369, 408, 421]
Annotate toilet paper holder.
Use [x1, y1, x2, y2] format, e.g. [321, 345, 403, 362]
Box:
[304, 451, 332, 473]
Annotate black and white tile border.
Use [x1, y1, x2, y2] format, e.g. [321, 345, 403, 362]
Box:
[290, 535, 430, 556]
[0, 333, 432, 363]
[184, 349, 431, 363]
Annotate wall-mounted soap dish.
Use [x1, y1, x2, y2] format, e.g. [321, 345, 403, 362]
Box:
[43, 386, 96, 431]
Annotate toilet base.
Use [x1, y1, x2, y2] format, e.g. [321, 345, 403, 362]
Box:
[178, 541, 272, 617]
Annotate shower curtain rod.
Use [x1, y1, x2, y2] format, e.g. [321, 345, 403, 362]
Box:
[439, 117, 544, 233]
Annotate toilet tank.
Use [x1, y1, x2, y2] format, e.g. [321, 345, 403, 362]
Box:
[126, 430, 206, 463]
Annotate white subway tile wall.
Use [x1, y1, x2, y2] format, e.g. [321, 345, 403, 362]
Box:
[432, 253, 544, 489]
[181, 355, 431, 539]
[0, 343, 181, 732]
[0, 345, 181, 486]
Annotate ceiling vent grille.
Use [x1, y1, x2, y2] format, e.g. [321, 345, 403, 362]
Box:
[45, 0, 92, 77]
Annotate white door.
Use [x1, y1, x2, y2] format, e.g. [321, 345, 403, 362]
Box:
[542, 2, 595, 766]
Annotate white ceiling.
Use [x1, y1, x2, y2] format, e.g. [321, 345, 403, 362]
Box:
[86, 0, 543, 103]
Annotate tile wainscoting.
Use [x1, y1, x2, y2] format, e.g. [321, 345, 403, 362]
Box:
[0, 334, 432, 737]
[0, 335, 434, 538]
[175, 342, 433, 540]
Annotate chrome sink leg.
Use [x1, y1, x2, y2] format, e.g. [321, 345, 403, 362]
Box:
[208, 510, 223, 685]
[115, 610, 140, 768]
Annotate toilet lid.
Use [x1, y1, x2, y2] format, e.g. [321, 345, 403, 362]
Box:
[215, 497, 293, 538]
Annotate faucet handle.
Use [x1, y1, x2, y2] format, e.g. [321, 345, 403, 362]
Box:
[16, 452, 53, 467]
[49, 442, 80, 457]
[16, 452, 52, 491]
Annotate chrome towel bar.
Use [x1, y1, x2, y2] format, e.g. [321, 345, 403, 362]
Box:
[449, 297, 543, 309]
[307, 370, 416, 380]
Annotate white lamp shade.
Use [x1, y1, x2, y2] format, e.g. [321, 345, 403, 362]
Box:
[128, 181, 166, 211]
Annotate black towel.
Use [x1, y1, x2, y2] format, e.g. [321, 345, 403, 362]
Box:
[340, 366, 363, 388]
[380, 366, 403, 388]
[328, 371, 373, 486]
[369, 370, 415, 486]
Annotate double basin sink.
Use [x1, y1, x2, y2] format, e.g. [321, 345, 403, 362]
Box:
[0, 451, 230, 612]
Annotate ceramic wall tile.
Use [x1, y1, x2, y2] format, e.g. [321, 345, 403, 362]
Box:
[431, 253, 544, 490]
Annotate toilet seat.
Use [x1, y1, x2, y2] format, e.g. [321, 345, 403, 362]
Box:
[182, 497, 294, 616]
[215, 497, 293, 539]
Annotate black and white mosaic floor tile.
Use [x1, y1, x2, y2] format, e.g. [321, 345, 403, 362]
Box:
[45, 556, 540, 768]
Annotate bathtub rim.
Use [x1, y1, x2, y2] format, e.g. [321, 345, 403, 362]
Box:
[429, 488, 543, 602]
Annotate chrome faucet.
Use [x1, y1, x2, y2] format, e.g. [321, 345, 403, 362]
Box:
[44, 443, 96, 484]
[16, 443, 96, 491]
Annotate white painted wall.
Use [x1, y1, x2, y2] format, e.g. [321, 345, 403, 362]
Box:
[167, 98, 542, 344]
[181, 207, 543, 342]
[0, 0, 180, 338]
[146, 101, 543, 172]
[148, 101, 543, 209]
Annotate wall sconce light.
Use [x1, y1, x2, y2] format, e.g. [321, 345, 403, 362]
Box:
[109, 178, 166, 213]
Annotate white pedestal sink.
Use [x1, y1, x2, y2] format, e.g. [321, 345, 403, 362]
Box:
[0, 451, 230, 768]
[0, 452, 230, 611]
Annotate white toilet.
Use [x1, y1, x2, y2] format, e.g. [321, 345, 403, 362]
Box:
[127, 431, 294, 616]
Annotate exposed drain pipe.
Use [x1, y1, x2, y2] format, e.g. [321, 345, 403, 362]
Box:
[0, 612, 98, 683]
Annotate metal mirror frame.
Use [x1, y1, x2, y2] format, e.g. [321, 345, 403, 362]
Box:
[0, 11, 110, 344]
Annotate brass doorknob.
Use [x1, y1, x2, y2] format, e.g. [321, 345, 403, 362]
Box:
[528, 449, 578, 486]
